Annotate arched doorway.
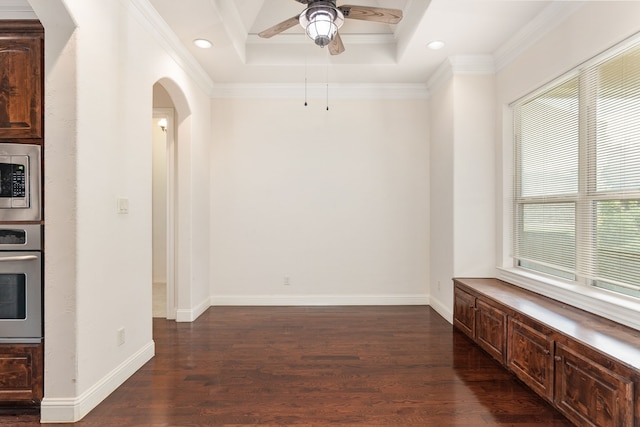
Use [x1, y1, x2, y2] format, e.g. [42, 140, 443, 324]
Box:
[151, 104, 175, 318]
[151, 79, 190, 320]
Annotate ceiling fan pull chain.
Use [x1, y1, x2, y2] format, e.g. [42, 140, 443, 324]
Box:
[326, 82, 329, 111]
[304, 59, 308, 106]
[326, 64, 329, 111]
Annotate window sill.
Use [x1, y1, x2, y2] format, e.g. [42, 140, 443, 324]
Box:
[496, 267, 640, 332]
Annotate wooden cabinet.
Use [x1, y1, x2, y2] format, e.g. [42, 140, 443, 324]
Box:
[507, 317, 554, 401]
[0, 20, 45, 410]
[475, 299, 507, 364]
[453, 278, 640, 427]
[453, 286, 507, 364]
[0, 21, 43, 140]
[453, 287, 475, 340]
[0, 343, 43, 405]
[554, 343, 634, 427]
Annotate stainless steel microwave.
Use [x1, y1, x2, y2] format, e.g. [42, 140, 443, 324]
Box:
[0, 143, 41, 221]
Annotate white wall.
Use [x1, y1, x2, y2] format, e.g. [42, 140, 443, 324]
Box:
[453, 75, 496, 280]
[428, 72, 496, 321]
[210, 97, 430, 305]
[428, 79, 455, 318]
[22, 0, 213, 422]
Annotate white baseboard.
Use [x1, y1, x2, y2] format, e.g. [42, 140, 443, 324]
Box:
[40, 341, 155, 423]
[210, 294, 430, 306]
[176, 295, 211, 322]
[428, 296, 453, 324]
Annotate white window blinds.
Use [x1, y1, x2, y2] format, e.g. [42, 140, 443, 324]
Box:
[514, 39, 640, 299]
[515, 78, 579, 281]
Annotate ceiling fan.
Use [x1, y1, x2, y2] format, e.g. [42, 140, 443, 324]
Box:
[258, 0, 403, 55]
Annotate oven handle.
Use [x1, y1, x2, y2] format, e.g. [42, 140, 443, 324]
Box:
[0, 255, 39, 262]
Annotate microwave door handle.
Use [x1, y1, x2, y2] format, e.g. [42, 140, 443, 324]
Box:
[0, 255, 38, 262]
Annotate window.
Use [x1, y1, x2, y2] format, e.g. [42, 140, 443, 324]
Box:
[513, 39, 640, 299]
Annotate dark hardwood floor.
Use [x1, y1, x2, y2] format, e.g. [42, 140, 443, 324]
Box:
[3, 306, 572, 426]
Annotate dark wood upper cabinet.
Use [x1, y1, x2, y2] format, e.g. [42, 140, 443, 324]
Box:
[0, 21, 43, 140]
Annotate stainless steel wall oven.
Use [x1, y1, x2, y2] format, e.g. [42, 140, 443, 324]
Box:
[0, 224, 42, 343]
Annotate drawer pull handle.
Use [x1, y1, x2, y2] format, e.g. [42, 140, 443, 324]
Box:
[0, 255, 38, 262]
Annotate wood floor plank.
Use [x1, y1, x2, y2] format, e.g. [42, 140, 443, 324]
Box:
[1, 306, 572, 426]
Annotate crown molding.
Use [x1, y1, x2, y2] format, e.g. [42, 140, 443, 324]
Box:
[494, 1, 586, 72]
[125, 0, 215, 96]
[211, 82, 428, 100]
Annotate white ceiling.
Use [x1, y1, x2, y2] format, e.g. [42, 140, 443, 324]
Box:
[145, 0, 567, 85]
[9, 0, 584, 86]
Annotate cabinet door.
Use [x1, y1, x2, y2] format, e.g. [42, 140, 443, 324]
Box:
[507, 317, 554, 401]
[453, 287, 476, 340]
[475, 299, 507, 365]
[0, 343, 43, 403]
[554, 343, 633, 427]
[0, 33, 43, 139]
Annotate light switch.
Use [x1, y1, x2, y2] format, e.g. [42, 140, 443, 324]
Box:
[117, 198, 129, 214]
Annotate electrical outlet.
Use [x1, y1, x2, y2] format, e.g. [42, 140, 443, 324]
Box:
[437, 281, 441, 291]
[284, 276, 291, 286]
[117, 327, 125, 346]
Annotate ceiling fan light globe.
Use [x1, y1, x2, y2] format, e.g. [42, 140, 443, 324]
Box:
[299, 3, 344, 48]
[307, 20, 337, 46]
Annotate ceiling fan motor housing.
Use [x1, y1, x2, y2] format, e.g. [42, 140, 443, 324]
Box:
[299, 1, 344, 47]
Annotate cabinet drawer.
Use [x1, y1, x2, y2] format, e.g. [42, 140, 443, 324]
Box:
[507, 317, 554, 401]
[554, 343, 633, 427]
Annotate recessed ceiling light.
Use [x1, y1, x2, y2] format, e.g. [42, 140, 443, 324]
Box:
[427, 40, 445, 50]
[193, 39, 212, 49]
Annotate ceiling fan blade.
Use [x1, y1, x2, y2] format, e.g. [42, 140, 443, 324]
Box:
[338, 5, 403, 24]
[258, 15, 300, 39]
[328, 31, 345, 55]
